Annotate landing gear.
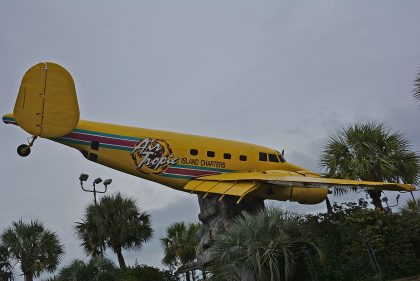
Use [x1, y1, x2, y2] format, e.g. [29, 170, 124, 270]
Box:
[17, 144, 31, 157]
[17, 136, 37, 157]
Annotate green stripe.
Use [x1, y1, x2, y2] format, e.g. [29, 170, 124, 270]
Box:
[56, 137, 132, 152]
[74, 128, 140, 141]
[57, 133, 233, 174]
[3, 116, 16, 122]
[173, 164, 233, 173]
[56, 138, 90, 146]
[162, 173, 192, 179]
[99, 143, 132, 151]
[2, 116, 139, 141]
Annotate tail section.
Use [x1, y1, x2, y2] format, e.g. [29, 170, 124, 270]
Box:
[13, 62, 80, 138]
[3, 113, 17, 125]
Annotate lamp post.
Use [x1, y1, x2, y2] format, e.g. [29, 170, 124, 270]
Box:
[79, 173, 112, 257]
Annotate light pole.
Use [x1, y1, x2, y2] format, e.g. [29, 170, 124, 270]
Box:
[79, 173, 112, 257]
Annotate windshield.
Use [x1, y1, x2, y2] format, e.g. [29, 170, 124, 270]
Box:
[276, 150, 286, 163]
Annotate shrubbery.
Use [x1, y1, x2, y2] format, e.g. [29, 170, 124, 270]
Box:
[305, 199, 420, 281]
[46, 258, 178, 281]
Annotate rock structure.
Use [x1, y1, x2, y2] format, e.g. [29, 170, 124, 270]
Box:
[196, 194, 265, 266]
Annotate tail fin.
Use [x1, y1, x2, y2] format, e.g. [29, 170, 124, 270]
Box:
[13, 62, 80, 138]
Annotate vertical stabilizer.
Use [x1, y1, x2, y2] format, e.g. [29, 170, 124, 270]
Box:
[13, 62, 80, 138]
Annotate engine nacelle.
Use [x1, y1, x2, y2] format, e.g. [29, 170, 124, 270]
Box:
[253, 184, 328, 204]
[289, 186, 329, 204]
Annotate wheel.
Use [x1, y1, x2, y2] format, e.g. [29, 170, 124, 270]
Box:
[17, 144, 31, 157]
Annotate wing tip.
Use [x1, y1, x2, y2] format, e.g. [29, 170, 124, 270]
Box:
[400, 184, 416, 192]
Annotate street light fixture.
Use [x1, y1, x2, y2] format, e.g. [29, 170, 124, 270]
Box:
[103, 179, 112, 187]
[94, 177, 103, 185]
[79, 173, 89, 182]
[78, 173, 112, 257]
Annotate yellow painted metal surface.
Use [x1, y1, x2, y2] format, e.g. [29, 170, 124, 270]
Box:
[251, 185, 328, 204]
[290, 187, 329, 204]
[14, 62, 79, 138]
[4, 62, 417, 205]
[184, 180, 257, 198]
[199, 171, 414, 191]
[185, 180, 221, 193]
[4, 110, 415, 204]
[221, 182, 255, 197]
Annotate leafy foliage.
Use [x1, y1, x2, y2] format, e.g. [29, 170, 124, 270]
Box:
[45, 257, 121, 281]
[123, 264, 179, 281]
[400, 198, 420, 214]
[0, 244, 14, 281]
[75, 192, 153, 269]
[1, 220, 64, 281]
[47, 259, 178, 281]
[415, 69, 420, 103]
[161, 222, 201, 268]
[208, 208, 323, 281]
[161, 222, 201, 281]
[305, 200, 420, 281]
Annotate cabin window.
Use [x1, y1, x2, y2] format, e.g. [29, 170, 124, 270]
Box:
[207, 151, 215, 158]
[259, 152, 267, 161]
[224, 153, 231, 160]
[269, 153, 279, 162]
[80, 149, 88, 159]
[91, 141, 99, 150]
[190, 149, 198, 156]
[239, 155, 247, 161]
[89, 153, 98, 162]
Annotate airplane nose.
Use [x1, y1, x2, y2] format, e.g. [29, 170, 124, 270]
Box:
[284, 162, 305, 171]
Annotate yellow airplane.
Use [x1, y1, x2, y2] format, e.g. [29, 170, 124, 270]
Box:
[3, 62, 415, 205]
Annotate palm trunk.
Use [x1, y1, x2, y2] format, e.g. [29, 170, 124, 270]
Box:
[186, 271, 191, 281]
[325, 196, 333, 213]
[368, 190, 383, 210]
[235, 264, 256, 281]
[24, 273, 33, 281]
[115, 247, 126, 269]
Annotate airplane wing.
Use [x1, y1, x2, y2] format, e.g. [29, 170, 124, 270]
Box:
[183, 170, 415, 204]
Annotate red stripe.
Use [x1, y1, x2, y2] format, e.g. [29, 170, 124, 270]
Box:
[65, 132, 137, 148]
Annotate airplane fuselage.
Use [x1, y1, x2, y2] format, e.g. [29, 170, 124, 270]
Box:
[3, 116, 306, 191]
[4, 62, 414, 206]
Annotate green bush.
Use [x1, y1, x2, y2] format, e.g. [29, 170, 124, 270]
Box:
[305, 199, 420, 281]
[123, 264, 178, 281]
[47, 260, 179, 281]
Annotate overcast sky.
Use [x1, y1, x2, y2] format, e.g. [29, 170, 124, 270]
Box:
[1, 1, 420, 280]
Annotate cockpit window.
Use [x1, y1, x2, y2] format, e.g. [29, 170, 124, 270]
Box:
[278, 154, 286, 163]
[276, 150, 286, 163]
[269, 154, 279, 162]
[259, 152, 268, 161]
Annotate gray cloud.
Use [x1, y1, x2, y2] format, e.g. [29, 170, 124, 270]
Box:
[1, 1, 420, 280]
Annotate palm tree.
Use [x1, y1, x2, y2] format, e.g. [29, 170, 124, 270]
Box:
[0, 244, 14, 281]
[414, 69, 420, 102]
[320, 122, 420, 209]
[1, 220, 64, 281]
[161, 222, 201, 281]
[75, 192, 153, 269]
[47, 257, 121, 281]
[209, 208, 323, 281]
[399, 198, 420, 213]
